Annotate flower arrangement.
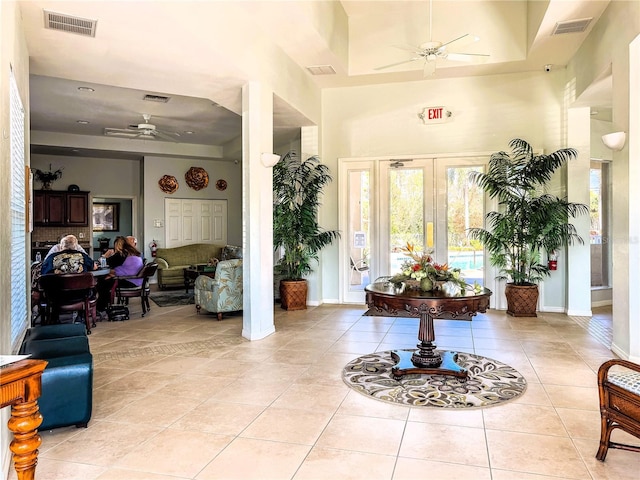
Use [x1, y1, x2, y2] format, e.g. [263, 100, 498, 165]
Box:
[33, 164, 63, 189]
[389, 242, 468, 292]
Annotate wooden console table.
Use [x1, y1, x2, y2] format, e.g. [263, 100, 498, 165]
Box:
[1, 359, 47, 480]
[365, 282, 492, 379]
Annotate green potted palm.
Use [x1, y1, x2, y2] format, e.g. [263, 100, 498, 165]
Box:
[273, 152, 340, 310]
[467, 138, 589, 317]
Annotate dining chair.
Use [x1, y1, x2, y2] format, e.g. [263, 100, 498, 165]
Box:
[111, 262, 158, 317]
[38, 273, 98, 334]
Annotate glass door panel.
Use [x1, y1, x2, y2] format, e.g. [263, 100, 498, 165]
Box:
[347, 169, 371, 292]
[444, 165, 485, 286]
[389, 166, 425, 273]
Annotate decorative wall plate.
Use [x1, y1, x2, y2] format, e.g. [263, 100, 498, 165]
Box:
[216, 179, 227, 191]
[185, 167, 209, 191]
[158, 175, 179, 194]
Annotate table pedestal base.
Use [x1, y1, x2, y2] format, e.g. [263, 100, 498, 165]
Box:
[390, 349, 468, 380]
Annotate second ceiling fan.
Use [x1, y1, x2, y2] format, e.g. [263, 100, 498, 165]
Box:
[105, 113, 181, 142]
[375, 0, 489, 76]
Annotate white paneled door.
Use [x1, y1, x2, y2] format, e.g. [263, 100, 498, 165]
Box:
[165, 198, 227, 247]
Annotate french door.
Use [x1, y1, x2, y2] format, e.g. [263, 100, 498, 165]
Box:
[340, 155, 487, 303]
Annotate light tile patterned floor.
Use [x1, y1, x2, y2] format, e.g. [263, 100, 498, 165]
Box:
[11, 299, 639, 480]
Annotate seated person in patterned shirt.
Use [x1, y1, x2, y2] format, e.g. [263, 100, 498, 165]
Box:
[40, 234, 96, 275]
[45, 233, 88, 259]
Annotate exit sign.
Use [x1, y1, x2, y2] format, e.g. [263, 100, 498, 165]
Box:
[418, 106, 452, 124]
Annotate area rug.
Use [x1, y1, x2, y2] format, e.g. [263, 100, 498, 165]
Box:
[342, 350, 526, 408]
[149, 291, 194, 307]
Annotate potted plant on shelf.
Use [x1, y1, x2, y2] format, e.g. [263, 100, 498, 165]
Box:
[467, 138, 589, 317]
[33, 164, 63, 190]
[273, 152, 340, 310]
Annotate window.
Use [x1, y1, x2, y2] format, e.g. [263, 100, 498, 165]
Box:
[10, 69, 28, 351]
[590, 161, 611, 288]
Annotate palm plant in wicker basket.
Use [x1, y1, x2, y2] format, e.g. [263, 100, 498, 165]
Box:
[273, 152, 340, 309]
[467, 138, 588, 316]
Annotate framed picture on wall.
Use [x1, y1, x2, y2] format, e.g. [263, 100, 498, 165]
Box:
[93, 203, 119, 231]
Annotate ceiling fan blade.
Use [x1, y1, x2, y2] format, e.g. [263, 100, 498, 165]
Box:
[152, 130, 180, 143]
[440, 33, 479, 49]
[374, 57, 422, 70]
[446, 52, 490, 63]
[392, 44, 425, 54]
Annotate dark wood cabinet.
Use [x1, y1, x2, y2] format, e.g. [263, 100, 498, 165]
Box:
[33, 191, 66, 225]
[33, 191, 89, 226]
[66, 193, 89, 226]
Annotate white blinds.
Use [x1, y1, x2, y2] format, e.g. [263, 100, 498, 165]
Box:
[10, 70, 28, 352]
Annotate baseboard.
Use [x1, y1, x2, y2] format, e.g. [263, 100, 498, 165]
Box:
[542, 306, 567, 314]
[566, 308, 593, 317]
[611, 342, 629, 360]
[591, 300, 612, 308]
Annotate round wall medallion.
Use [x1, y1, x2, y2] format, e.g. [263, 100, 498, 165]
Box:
[185, 167, 209, 191]
[158, 175, 178, 194]
[216, 179, 227, 191]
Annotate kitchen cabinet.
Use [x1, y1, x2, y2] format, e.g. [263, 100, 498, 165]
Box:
[66, 193, 89, 226]
[33, 191, 65, 225]
[33, 191, 89, 226]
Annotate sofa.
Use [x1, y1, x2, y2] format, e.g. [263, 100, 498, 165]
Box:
[155, 243, 225, 289]
[194, 258, 243, 320]
[19, 323, 93, 430]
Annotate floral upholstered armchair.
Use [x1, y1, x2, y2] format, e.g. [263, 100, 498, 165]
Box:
[194, 259, 243, 320]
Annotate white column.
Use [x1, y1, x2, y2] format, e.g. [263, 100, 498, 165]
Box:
[300, 126, 323, 306]
[617, 34, 640, 362]
[567, 107, 592, 316]
[241, 82, 276, 340]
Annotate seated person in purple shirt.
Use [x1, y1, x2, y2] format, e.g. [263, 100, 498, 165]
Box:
[96, 240, 143, 313]
[102, 235, 139, 268]
[41, 235, 96, 275]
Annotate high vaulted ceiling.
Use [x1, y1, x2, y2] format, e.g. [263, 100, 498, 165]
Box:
[18, 0, 611, 160]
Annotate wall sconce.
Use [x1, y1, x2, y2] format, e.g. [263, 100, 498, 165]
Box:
[601, 131, 626, 151]
[261, 153, 281, 167]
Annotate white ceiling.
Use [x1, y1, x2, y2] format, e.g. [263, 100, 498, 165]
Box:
[18, 0, 611, 160]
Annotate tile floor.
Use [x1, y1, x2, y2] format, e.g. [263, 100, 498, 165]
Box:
[9, 300, 639, 480]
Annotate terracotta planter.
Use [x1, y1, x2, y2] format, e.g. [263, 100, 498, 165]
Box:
[505, 283, 539, 317]
[279, 279, 307, 310]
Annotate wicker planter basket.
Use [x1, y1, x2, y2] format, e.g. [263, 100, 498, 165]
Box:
[505, 283, 539, 317]
[280, 279, 308, 311]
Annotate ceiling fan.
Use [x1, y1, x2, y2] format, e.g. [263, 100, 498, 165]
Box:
[375, 0, 489, 76]
[105, 114, 181, 142]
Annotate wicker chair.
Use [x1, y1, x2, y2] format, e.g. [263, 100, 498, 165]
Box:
[596, 359, 640, 461]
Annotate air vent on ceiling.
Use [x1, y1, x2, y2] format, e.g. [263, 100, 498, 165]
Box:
[143, 94, 170, 103]
[306, 65, 336, 75]
[552, 18, 592, 35]
[43, 10, 97, 37]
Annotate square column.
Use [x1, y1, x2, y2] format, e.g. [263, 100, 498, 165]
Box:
[241, 82, 276, 340]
